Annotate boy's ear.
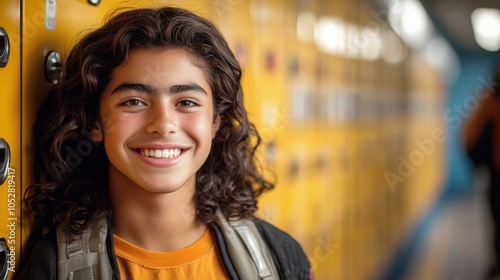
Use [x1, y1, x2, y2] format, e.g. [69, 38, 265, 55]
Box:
[212, 114, 221, 139]
[90, 120, 104, 142]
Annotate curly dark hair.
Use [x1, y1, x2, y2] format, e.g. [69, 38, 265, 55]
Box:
[25, 6, 274, 237]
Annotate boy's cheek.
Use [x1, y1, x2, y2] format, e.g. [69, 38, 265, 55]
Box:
[101, 114, 132, 135]
[101, 117, 116, 135]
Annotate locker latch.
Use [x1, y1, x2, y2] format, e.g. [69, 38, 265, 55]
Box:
[0, 27, 10, 68]
[0, 138, 10, 186]
[45, 51, 63, 85]
[0, 237, 9, 280]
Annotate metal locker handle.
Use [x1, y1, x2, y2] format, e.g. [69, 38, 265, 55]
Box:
[0, 238, 9, 280]
[45, 51, 63, 84]
[0, 138, 11, 185]
[0, 27, 10, 68]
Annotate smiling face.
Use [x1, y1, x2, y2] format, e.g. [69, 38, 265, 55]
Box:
[91, 48, 220, 196]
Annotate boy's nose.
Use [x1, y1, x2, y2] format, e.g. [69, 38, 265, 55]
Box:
[146, 102, 178, 136]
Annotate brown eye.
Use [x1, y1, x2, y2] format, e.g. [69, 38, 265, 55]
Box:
[178, 99, 199, 108]
[121, 99, 146, 107]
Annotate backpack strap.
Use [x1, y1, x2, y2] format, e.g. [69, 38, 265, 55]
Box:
[214, 208, 280, 280]
[56, 217, 113, 280]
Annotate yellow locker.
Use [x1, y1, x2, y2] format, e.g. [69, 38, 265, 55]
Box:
[20, 3, 124, 277]
[0, 1, 21, 279]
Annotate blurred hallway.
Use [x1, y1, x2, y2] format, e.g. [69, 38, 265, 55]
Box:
[403, 168, 494, 280]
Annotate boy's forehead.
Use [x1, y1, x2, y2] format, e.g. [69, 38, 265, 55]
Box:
[115, 47, 207, 68]
[113, 49, 205, 78]
[104, 48, 212, 96]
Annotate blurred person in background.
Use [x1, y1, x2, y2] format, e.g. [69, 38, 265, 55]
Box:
[464, 64, 500, 280]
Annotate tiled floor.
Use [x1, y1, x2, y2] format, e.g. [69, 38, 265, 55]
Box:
[404, 170, 495, 280]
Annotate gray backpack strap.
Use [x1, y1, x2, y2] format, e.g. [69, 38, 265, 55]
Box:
[215, 208, 280, 280]
[56, 217, 113, 280]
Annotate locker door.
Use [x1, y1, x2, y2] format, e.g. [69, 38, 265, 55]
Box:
[0, 1, 21, 279]
[21, 2, 117, 279]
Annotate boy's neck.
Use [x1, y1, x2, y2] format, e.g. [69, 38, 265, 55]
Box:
[109, 175, 206, 252]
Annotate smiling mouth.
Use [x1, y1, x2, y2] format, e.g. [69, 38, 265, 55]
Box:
[138, 148, 182, 159]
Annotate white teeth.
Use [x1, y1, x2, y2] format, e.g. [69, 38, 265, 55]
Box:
[140, 148, 181, 159]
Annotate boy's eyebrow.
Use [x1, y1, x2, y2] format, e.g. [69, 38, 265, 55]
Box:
[110, 82, 207, 95]
[170, 83, 207, 95]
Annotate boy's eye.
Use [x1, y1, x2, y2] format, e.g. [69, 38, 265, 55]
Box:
[178, 99, 199, 107]
[121, 99, 146, 107]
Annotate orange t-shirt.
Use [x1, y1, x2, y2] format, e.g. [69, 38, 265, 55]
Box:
[113, 229, 229, 279]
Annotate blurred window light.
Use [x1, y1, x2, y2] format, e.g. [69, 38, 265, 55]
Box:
[387, 1, 403, 37]
[471, 8, 500, 52]
[315, 18, 383, 60]
[385, 0, 459, 84]
[345, 23, 383, 60]
[423, 36, 460, 84]
[345, 23, 361, 58]
[382, 30, 407, 64]
[423, 36, 450, 69]
[388, 0, 431, 49]
[400, 0, 431, 48]
[297, 12, 316, 43]
[360, 27, 383, 60]
[314, 16, 346, 55]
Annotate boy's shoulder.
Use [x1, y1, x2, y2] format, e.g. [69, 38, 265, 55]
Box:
[212, 209, 311, 279]
[253, 218, 311, 279]
[253, 217, 302, 247]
